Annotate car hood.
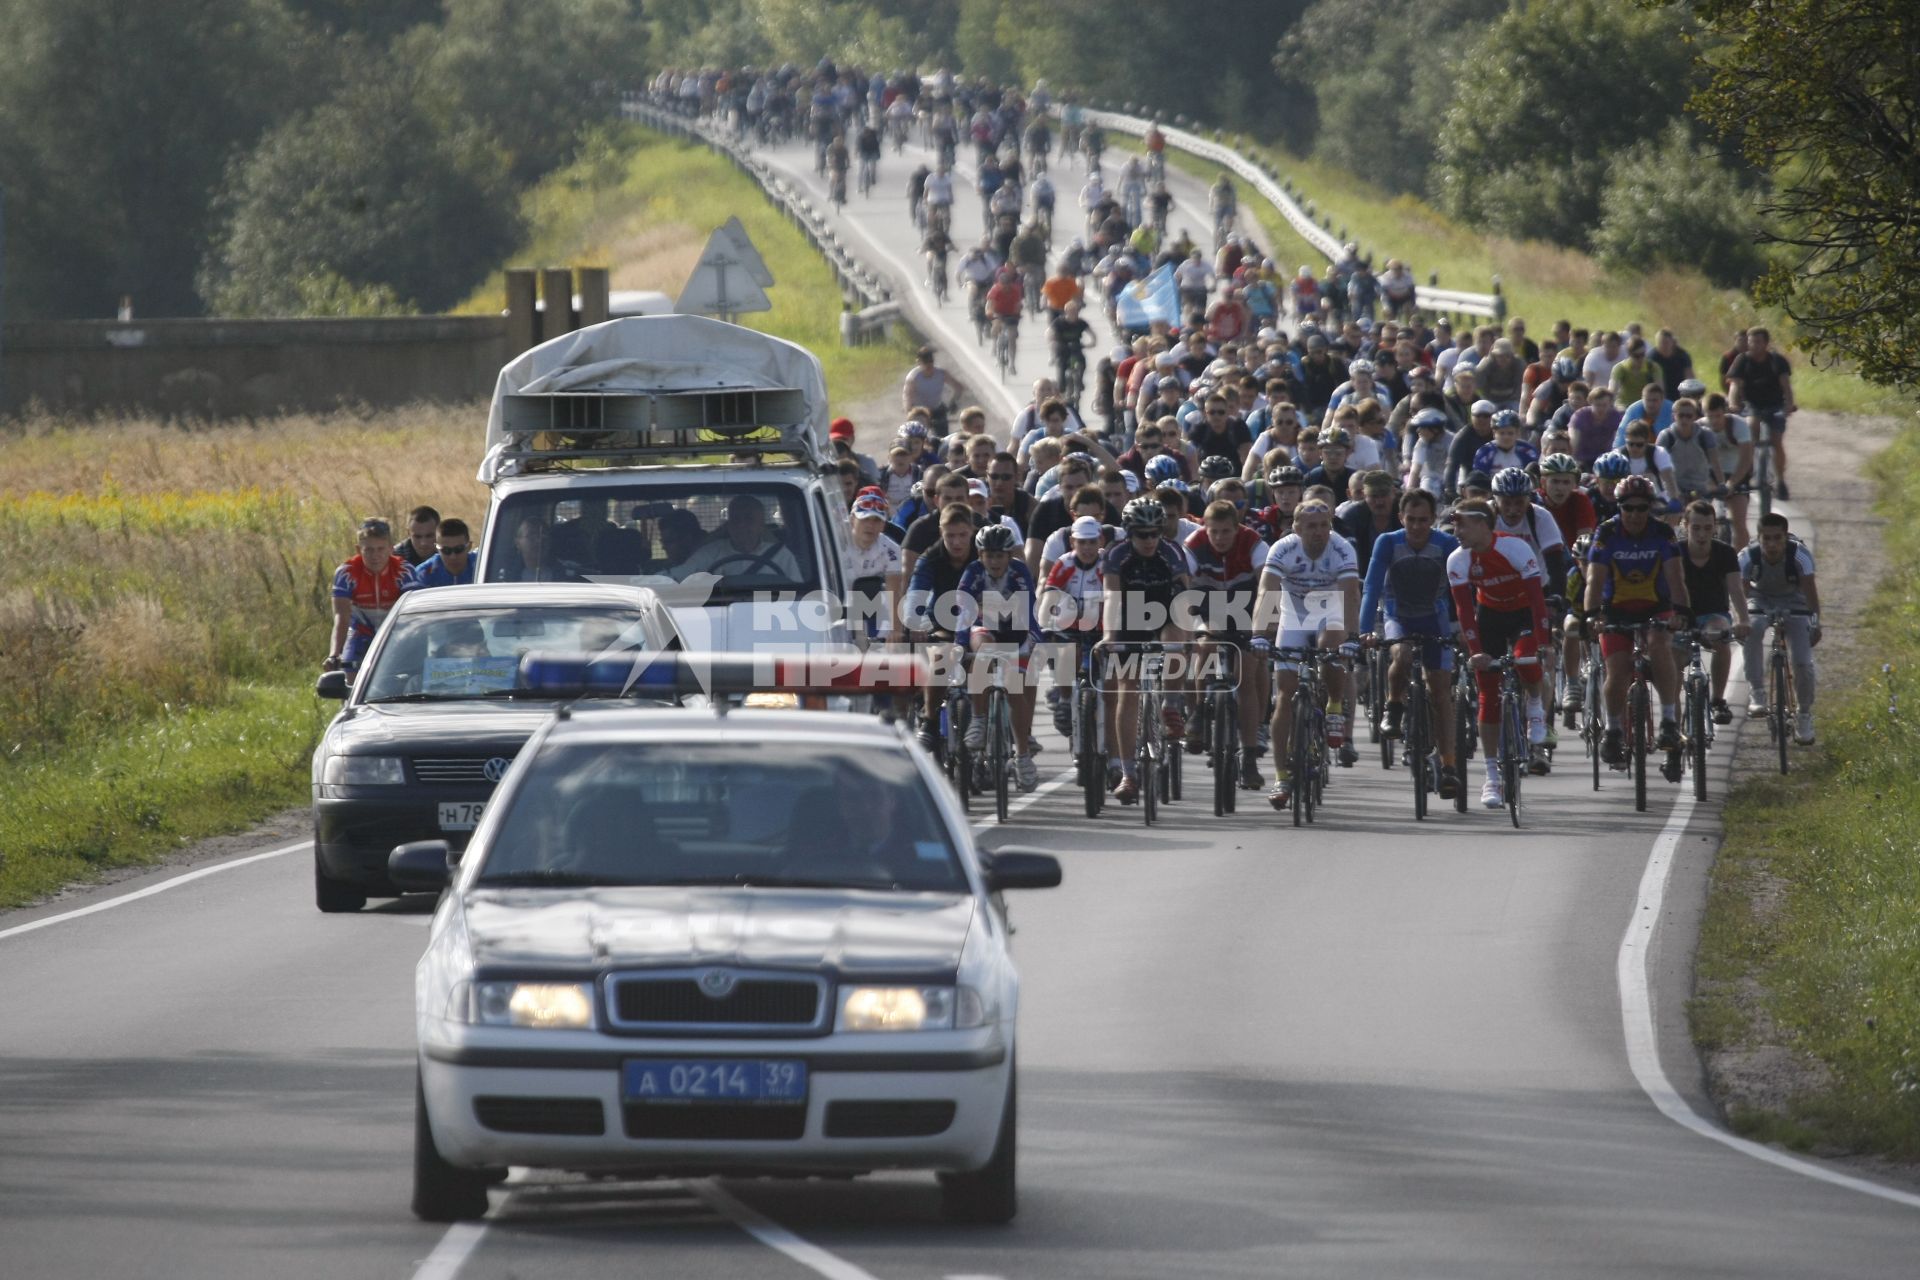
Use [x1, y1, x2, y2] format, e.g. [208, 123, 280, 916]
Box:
[326, 701, 561, 752]
[461, 887, 976, 979]
[665, 600, 849, 652]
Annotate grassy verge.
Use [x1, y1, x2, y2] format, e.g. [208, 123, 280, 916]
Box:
[1185, 133, 1896, 415]
[1690, 422, 1920, 1159]
[455, 123, 909, 403]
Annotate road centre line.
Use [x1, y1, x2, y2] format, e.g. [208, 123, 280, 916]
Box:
[694, 1181, 889, 1280]
[0, 839, 311, 944]
[411, 1221, 488, 1280]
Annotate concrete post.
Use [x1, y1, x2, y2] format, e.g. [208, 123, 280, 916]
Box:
[505, 270, 537, 355]
[577, 268, 611, 329]
[540, 268, 575, 343]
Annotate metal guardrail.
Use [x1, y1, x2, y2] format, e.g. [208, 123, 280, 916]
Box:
[620, 94, 900, 339]
[1075, 106, 1504, 322]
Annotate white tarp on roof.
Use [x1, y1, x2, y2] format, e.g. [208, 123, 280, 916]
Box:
[480, 315, 829, 481]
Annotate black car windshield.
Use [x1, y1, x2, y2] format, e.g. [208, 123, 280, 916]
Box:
[485, 483, 818, 602]
[360, 606, 652, 703]
[476, 743, 965, 893]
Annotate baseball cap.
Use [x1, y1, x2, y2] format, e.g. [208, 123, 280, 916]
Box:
[1070, 515, 1103, 540]
[829, 417, 855, 440]
[1470, 399, 1496, 416]
[1462, 470, 1493, 492]
[967, 478, 990, 499]
[851, 497, 888, 521]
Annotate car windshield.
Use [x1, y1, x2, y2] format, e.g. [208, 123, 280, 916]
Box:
[359, 606, 653, 703]
[476, 742, 965, 893]
[485, 482, 819, 602]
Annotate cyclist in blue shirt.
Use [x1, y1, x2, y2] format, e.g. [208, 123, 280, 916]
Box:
[407, 518, 476, 589]
[1358, 488, 1461, 795]
[956, 524, 1042, 791]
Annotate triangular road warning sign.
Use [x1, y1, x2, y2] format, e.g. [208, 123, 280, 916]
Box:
[676, 227, 772, 317]
[721, 216, 775, 287]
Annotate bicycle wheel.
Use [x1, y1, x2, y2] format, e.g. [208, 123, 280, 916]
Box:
[1772, 648, 1790, 775]
[1453, 684, 1474, 813]
[1631, 680, 1649, 813]
[1170, 718, 1184, 801]
[1367, 650, 1385, 744]
[1503, 690, 1524, 829]
[1689, 676, 1710, 801]
[1409, 685, 1430, 820]
[1078, 685, 1104, 818]
[989, 689, 1011, 824]
[1587, 661, 1604, 791]
[1139, 691, 1158, 827]
[1290, 695, 1310, 828]
[1211, 688, 1234, 817]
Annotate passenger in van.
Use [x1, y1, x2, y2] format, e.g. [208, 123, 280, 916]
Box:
[507, 519, 577, 583]
[671, 495, 801, 582]
[657, 508, 706, 572]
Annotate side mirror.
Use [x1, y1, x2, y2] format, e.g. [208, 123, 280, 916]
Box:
[315, 670, 349, 700]
[389, 840, 454, 892]
[980, 847, 1062, 892]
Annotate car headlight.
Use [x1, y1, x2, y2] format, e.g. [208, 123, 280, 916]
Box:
[321, 754, 406, 786]
[457, 980, 596, 1030]
[837, 985, 986, 1032]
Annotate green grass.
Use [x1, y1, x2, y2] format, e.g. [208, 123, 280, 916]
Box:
[0, 683, 322, 908]
[1690, 421, 1920, 1159]
[456, 124, 909, 403]
[1183, 133, 1904, 415]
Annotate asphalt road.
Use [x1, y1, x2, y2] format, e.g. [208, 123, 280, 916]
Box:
[3, 131, 1916, 1279]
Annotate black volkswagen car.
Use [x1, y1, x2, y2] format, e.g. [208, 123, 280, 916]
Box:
[310, 583, 683, 912]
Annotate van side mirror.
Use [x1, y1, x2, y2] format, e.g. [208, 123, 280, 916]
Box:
[389, 840, 454, 892]
[980, 848, 1062, 892]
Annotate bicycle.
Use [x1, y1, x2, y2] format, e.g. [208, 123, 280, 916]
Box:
[1673, 627, 1718, 800]
[1214, 208, 1235, 251]
[927, 253, 949, 305]
[1146, 150, 1165, 184]
[1578, 639, 1607, 792]
[1270, 639, 1335, 827]
[1479, 655, 1531, 828]
[1198, 638, 1240, 817]
[1053, 634, 1105, 818]
[992, 316, 1018, 380]
[859, 155, 877, 197]
[1367, 641, 1390, 760]
[976, 651, 1017, 824]
[1378, 637, 1441, 820]
[931, 639, 974, 812]
[1107, 641, 1169, 826]
[829, 168, 848, 211]
[1760, 607, 1816, 775]
[1054, 348, 1086, 412]
[1449, 641, 1476, 814]
[1600, 621, 1664, 812]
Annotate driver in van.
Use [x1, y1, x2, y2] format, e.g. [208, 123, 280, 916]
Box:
[671, 494, 801, 582]
[508, 518, 574, 583]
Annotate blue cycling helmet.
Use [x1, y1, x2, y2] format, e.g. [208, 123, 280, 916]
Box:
[1492, 409, 1522, 433]
[1161, 477, 1191, 494]
[1492, 466, 1534, 497]
[1144, 454, 1183, 484]
[1593, 451, 1632, 480]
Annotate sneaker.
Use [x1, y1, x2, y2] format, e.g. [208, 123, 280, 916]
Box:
[1114, 775, 1139, 804]
[1602, 728, 1627, 767]
[1337, 743, 1358, 767]
[1027, 735, 1044, 756]
[1384, 701, 1405, 740]
[1528, 743, 1551, 775]
[1266, 776, 1293, 810]
[1565, 682, 1585, 713]
[1162, 706, 1186, 741]
[1326, 714, 1348, 749]
[1240, 755, 1265, 790]
[1051, 703, 1074, 738]
[1107, 758, 1124, 790]
[1794, 712, 1815, 745]
[1014, 754, 1040, 791]
[1656, 719, 1681, 752]
[1528, 712, 1547, 745]
[964, 713, 987, 751]
[1712, 699, 1734, 726]
[1777, 478, 1790, 500]
[1746, 699, 1766, 718]
[1544, 721, 1559, 748]
[1481, 776, 1505, 809]
[1436, 768, 1460, 800]
[1184, 722, 1207, 755]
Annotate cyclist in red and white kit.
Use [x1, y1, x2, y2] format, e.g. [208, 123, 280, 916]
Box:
[1446, 499, 1552, 808]
[329, 517, 416, 675]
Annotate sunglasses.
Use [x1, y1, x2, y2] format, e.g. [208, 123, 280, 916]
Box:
[1130, 529, 1162, 540]
[438, 544, 470, 555]
[1620, 503, 1652, 513]
[1207, 409, 1228, 417]
[988, 471, 1016, 481]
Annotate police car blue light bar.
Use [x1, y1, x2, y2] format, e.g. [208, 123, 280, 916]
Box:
[519, 650, 931, 697]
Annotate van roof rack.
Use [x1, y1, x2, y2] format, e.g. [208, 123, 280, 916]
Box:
[486, 385, 829, 477]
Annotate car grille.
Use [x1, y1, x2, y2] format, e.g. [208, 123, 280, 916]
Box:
[623, 1103, 806, 1141]
[607, 973, 825, 1032]
[411, 754, 514, 784]
[823, 1101, 955, 1139]
[473, 1096, 605, 1136]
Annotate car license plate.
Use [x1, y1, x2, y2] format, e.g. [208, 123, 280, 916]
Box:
[622, 1059, 808, 1105]
[437, 801, 485, 831]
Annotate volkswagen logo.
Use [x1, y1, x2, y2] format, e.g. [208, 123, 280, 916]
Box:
[482, 757, 512, 783]
[697, 969, 738, 999]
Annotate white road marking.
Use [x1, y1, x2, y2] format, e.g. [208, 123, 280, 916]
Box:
[411, 1222, 488, 1280]
[0, 839, 311, 944]
[1620, 769, 1920, 1210]
[693, 1180, 888, 1280]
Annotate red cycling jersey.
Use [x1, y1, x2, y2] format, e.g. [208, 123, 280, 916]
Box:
[987, 280, 1023, 318]
[1445, 532, 1549, 653]
[1543, 488, 1598, 550]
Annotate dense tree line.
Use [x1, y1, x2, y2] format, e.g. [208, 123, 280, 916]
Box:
[0, 0, 645, 320]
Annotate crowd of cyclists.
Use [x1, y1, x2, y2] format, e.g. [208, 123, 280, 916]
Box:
[639, 63, 1826, 819]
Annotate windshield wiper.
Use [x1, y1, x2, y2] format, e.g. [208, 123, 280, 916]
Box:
[660, 874, 909, 891]
[474, 870, 637, 888]
[365, 692, 465, 704]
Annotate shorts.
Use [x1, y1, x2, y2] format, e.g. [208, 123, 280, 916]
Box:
[1598, 608, 1674, 658]
[1751, 406, 1789, 437]
[1472, 607, 1541, 720]
[1384, 615, 1454, 673]
[342, 631, 376, 672]
[1272, 623, 1346, 675]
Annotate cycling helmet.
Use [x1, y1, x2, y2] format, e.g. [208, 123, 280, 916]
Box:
[1122, 496, 1166, 531]
[1161, 477, 1191, 494]
[1615, 474, 1658, 504]
[1270, 465, 1306, 488]
[1492, 467, 1534, 497]
[1540, 452, 1581, 476]
[1411, 408, 1450, 431]
[1144, 454, 1183, 484]
[1347, 358, 1375, 377]
[900, 420, 929, 439]
[1593, 450, 1632, 480]
[1491, 409, 1521, 433]
[1470, 399, 1496, 417]
[1676, 377, 1707, 399]
[975, 523, 1020, 554]
[1199, 455, 1236, 481]
[1320, 426, 1353, 448]
[1552, 356, 1578, 380]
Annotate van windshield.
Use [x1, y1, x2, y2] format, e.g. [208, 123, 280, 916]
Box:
[485, 483, 819, 602]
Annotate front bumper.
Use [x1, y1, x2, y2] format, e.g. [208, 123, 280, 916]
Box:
[313, 789, 487, 888]
[419, 1031, 1011, 1175]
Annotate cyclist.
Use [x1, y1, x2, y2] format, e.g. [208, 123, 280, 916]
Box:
[922, 219, 956, 296]
[924, 163, 956, 230]
[1252, 498, 1361, 807]
[826, 132, 851, 202]
[1700, 387, 1755, 543]
[1184, 498, 1272, 791]
[1146, 181, 1174, 235]
[855, 119, 881, 189]
[1024, 114, 1052, 171]
[1144, 120, 1167, 177]
[1358, 487, 1462, 799]
[1010, 220, 1048, 303]
[1677, 499, 1747, 725]
[328, 517, 416, 675]
[1620, 421, 1682, 513]
[1583, 474, 1689, 766]
[976, 152, 1006, 231]
[1491, 467, 1566, 587]
[1725, 326, 1797, 500]
[1656, 396, 1726, 504]
[905, 505, 981, 753]
[903, 344, 963, 419]
[907, 162, 931, 227]
[1083, 122, 1106, 169]
[1739, 511, 1820, 743]
[1537, 452, 1598, 550]
[957, 523, 1043, 791]
[1050, 299, 1093, 401]
[1030, 170, 1056, 235]
[1446, 499, 1552, 804]
[1118, 156, 1147, 228]
[958, 240, 1001, 334]
[1102, 496, 1191, 804]
[845, 495, 904, 644]
[1041, 512, 1115, 737]
[1472, 410, 1539, 476]
[1210, 174, 1237, 245]
[986, 265, 1025, 358]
